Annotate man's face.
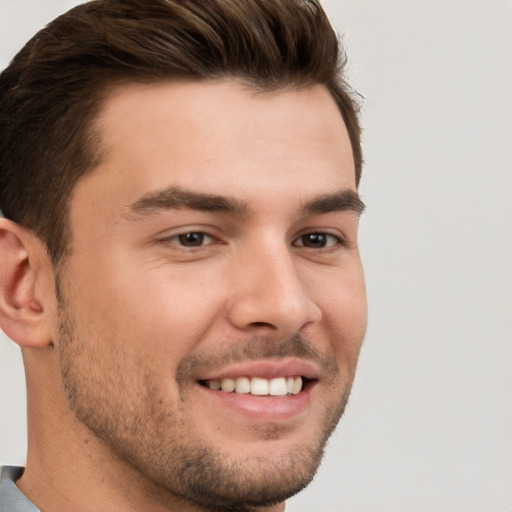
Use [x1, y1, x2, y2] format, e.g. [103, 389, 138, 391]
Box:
[56, 80, 367, 510]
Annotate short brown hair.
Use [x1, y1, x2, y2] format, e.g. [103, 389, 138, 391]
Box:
[0, 0, 362, 265]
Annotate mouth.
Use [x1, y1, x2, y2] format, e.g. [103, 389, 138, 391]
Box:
[192, 359, 321, 422]
[198, 376, 315, 397]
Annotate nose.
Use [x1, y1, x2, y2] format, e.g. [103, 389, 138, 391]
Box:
[226, 242, 322, 337]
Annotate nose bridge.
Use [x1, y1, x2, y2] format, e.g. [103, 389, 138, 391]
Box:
[227, 235, 321, 334]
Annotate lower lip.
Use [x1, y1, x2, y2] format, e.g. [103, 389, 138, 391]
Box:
[196, 382, 315, 423]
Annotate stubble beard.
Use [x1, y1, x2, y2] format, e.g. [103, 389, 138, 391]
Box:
[56, 287, 354, 512]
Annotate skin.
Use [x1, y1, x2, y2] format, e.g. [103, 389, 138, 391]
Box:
[0, 80, 367, 512]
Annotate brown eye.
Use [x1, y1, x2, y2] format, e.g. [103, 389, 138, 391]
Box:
[293, 233, 340, 248]
[178, 232, 205, 246]
[165, 232, 214, 247]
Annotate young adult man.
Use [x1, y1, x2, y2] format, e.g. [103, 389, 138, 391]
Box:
[0, 1, 367, 511]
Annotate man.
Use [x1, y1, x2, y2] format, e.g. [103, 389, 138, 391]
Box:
[0, 0, 366, 511]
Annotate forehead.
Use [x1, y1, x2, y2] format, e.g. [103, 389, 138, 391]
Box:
[75, 80, 356, 219]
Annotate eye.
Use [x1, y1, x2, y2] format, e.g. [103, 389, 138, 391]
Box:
[166, 232, 214, 247]
[293, 232, 341, 249]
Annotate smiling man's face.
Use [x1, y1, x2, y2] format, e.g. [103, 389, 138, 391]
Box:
[55, 80, 367, 510]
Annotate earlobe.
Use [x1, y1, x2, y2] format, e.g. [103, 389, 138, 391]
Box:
[0, 219, 53, 348]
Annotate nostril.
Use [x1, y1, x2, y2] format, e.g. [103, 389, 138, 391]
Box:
[249, 321, 276, 329]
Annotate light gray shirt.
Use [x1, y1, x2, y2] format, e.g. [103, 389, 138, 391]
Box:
[0, 467, 39, 511]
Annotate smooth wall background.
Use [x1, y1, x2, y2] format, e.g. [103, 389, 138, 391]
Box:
[1, 1, 511, 511]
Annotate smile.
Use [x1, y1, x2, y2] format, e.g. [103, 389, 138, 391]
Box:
[200, 376, 306, 396]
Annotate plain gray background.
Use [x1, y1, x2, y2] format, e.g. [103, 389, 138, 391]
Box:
[1, 1, 511, 511]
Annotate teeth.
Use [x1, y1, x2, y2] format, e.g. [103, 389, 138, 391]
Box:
[205, 376, 303, 396]
[220, 378, 235, 392]
[207, 380, 221, 390]
[250, 377, 269, 395]
[269, 377, 287, 396]
[291, 376, 302, 395]
[235, 377, 251, 394]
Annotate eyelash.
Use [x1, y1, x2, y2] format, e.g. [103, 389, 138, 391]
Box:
[165, 232, 215, 248]
[292, 233, 343, 249]
[162, 231, 343, 250]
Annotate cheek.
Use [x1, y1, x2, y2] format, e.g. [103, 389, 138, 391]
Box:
[309, 264, 367, 360]
[79, 263, 229, 364]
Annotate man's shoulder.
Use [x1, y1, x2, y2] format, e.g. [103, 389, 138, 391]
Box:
[0, 467, 39, 512]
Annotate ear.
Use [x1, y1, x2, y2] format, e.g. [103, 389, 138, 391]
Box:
[0, 218, 54, 348]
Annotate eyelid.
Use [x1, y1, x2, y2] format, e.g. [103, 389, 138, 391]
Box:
[292, 232, 343, 248]
[156, 227, 221, 248]
[167, 232, 214, 245]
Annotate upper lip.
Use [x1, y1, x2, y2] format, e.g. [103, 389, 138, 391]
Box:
[196, 358, 321, 381]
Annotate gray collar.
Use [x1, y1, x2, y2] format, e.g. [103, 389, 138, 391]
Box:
[0, 466, 40, 511]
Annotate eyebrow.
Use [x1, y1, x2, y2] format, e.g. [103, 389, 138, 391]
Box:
[128, 186, 365, 219]
[302, 190, 365, 216]
[129, 186, 249, 218]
